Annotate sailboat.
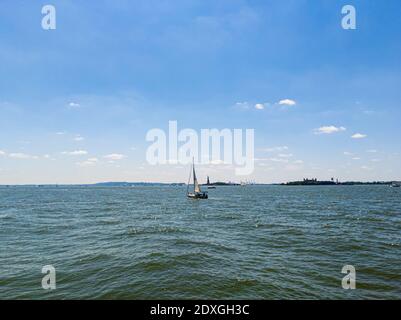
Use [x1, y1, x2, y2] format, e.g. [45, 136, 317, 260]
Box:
[187, 158, 208, 199]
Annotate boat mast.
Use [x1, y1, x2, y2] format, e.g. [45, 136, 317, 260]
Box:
[192, 157, 196, 191]
[186, 161, 192, 195]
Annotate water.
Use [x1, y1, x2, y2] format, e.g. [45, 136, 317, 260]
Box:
[0, 185, 400, 299]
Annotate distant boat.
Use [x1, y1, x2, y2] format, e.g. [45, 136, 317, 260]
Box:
[187, 158, 208, 199]
[391, 182, 401, 188]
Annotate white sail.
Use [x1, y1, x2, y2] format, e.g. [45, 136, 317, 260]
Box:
[193, 163, 201, 193]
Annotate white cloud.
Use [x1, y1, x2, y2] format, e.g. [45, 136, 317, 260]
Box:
[361, 166, 373, 170]
[268, 157, 289, 163]
[62, 150, 88, 156]
[262, 146, 289, 152]
[76, 157, 98, 167]
[351, 133, 367, 139]
[278, 153, 293, 158]
[9, 153, 38, 159]
[103, 153, 125, 161]
[254, 103, 265, 110]
[210, 159, 225, 165]
[343, 151, 354, 156]
[293, 160, 304, 164]
[366, 149, 377, 153]
[0, 150, 5, 156]
[76, 161, 95, 167]
[56, 131, 66, 135]
[74, 135, 84, 141]
[68, 102, 80, 109]
[278, 99, 296, 106]
[352, 157, 361, 160]
[314, 126, 346, 134]
[234, 102, 250, 109]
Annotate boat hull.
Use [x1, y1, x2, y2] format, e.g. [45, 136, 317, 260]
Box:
[187, 192, 208, 199]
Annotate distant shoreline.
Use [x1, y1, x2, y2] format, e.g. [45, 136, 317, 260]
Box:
[0, 181, 400, 187]
[281, 179, 400, 186]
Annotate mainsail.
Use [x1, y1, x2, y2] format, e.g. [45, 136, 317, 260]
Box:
[193, 162, 201, 193]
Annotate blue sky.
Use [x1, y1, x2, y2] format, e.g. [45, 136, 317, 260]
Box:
[0, 0, 400, 184]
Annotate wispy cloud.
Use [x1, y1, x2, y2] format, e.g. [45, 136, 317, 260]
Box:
[362, 110, 376, 115]
[43, 154, 56, 160]
[361, 165, 373, 170]
[9, 153, 38, 159]
[74, 135, 85, 142]
[103, 153, 125, 160]
[261, 146, 289, 152]
[68, 102, 80, 109]
[351, 133, 367, 139]
[0, 150, 6, 156]
[62, 150, 88, 156]
[366, 149, 377, 153]
[76, 157, 98, 167]
[234, 101, 250, 109]
[268, 157, 289, 163]
[210, 159, 225, 165]
[293, 160, 304, 164]
[314, 126, 346, 134]
[278, 99, 296, 106]
[278, 153, 293, 158]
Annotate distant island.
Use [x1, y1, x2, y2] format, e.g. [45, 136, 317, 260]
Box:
[282, 178, 398, 186]
[202, 181, 240, 186]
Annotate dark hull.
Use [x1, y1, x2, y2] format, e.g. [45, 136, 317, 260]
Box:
[187, 192, 208, 199]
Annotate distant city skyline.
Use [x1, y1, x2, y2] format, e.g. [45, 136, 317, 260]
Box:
[1, 0, 401, 184]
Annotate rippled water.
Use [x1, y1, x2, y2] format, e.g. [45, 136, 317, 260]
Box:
[0, 185, 400, 299]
